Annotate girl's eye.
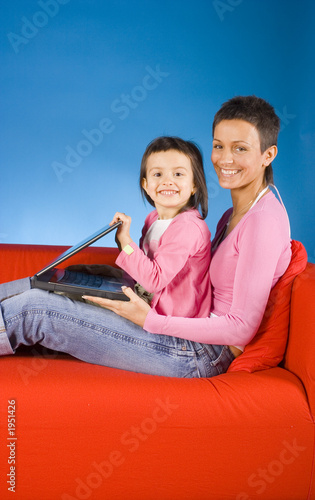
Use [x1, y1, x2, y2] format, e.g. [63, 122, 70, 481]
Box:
[174, 172, 183, 177]
[153, 172, 161, 177]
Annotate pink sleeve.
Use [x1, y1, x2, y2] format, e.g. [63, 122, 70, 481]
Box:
[116, 214, 208, 293]
[144, 211, 288, 346]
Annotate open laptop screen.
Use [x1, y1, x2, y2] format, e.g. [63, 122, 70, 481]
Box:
[36, 221, 122, 277]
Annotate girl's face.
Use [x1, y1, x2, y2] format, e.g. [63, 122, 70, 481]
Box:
[142, 150, 196, 219]
[211, 119, 276, 192]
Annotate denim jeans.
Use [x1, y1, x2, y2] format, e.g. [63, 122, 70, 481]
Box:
[0, 278, 235, 378]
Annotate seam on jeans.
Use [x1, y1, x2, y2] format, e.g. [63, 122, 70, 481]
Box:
[183, 367, 200, 378]
[207, 345, 228, 367]
[6, 309, 185, 357]
[190, 345, 202, 378]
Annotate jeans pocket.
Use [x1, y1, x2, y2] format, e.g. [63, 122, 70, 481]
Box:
[196, 344, 234, 377]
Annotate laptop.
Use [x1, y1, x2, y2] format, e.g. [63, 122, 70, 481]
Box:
[30, 221, 132, 301]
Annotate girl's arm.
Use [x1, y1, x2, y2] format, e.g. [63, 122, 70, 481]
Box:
[87, 208, 290, 348]
[110, 212, 133, 251]
[85, 213, 286, 345]
[116, 211, 210, 293]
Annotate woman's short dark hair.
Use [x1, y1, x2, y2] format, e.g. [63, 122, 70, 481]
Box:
[212, 96, 280, 184]
[140, 136, 208, 219]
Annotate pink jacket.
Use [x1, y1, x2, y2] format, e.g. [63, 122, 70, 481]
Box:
[116, 209, 211, 317]
[144, 192, 291, 347]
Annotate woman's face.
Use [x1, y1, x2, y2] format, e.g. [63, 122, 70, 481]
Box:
[211, 119, 275, 191]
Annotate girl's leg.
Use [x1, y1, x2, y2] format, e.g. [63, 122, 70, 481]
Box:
[0, 288, 234, 378]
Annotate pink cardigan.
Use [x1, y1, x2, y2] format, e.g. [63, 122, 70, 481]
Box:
[144, 192, 292, 347]
[116, 209, 211, 317]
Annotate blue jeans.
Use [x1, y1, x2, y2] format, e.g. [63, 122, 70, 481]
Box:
[0, 278, 235, 378]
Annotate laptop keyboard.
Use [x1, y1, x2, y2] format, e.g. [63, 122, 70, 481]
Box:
[59, 270, 103, 288]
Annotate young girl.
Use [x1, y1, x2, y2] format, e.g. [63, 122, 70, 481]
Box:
[106, 136, 211, 318]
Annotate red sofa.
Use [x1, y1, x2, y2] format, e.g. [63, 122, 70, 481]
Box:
[0, 242, 314, 500]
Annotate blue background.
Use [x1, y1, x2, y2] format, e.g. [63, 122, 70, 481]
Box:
[1, 0, 314, 262]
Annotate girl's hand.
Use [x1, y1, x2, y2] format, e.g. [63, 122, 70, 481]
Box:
[110, 212, 132, 250]
[82, 287, 151, 328]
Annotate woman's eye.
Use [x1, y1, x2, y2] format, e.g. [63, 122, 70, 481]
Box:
[235, 146, 246, 152]
[213, 144, 222, 150]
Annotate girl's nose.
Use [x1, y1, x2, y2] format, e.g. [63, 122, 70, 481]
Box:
[162, 174, 174, 185]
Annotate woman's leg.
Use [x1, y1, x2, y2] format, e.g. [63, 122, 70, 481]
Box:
[0, 278, 32, 354]
[0, 277, 31, 301]
[0, 287, 234, 378]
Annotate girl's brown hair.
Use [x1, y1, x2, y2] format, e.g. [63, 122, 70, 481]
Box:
[140, 136, 208, 219]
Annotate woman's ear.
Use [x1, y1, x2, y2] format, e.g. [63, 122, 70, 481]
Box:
[263, 145, 277, 166]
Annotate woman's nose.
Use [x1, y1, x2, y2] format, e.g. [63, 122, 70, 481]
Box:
[218, 150, 233, 165]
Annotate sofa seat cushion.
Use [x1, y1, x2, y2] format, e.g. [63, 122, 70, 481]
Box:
[0, 353, 313, 500]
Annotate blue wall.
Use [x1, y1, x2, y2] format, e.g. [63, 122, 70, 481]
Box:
[1, 0, 314, 262]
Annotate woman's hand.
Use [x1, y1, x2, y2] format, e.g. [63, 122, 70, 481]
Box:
[82, 286, 151, 328]
[110, 212, 132, 251]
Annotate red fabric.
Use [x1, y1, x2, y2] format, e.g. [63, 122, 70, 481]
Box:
[283, 262, 315, 418]
[228, 240, 308, 373]
[0, 243, 313, 499]
[0, 358, 313, 500]
[0, 244, 119, 284]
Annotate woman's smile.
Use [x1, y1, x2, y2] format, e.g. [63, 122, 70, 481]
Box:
[219, 168, 241, 177]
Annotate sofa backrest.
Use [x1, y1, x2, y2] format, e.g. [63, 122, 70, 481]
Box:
[283, 262, 315, 418]
[0, 243, 120, 283]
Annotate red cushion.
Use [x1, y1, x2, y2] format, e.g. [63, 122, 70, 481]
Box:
[228, 240, 308, 373]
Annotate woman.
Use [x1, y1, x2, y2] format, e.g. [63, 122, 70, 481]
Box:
[0, 96, 291, 378]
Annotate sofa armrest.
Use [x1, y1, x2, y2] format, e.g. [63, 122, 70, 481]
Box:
[0, 243, 120, 284]
[283, 262, 315, 418]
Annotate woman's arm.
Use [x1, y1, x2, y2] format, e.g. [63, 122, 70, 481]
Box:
[86, 209, 290, 347]
[143, 210, 290, 346]
[83, 286, 151, 327]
